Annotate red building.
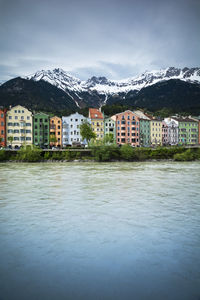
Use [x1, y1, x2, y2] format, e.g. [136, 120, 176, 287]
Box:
[115, 110, 140, 146]
[0, 108, 7, 147]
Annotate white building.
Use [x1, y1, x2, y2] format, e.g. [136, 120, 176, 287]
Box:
[62, 112, 90, 146]
[164, 118, 179, 145]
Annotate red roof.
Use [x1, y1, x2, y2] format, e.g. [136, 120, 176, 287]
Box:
[89, 108, 104, 119]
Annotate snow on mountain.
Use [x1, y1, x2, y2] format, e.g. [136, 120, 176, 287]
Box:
[24, 67, 200, 97]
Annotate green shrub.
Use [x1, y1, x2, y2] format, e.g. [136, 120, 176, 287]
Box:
[0, 150, 8, 161]
[51, 152, 63, 160]
[173, 149, 197, 161]
[44, 151, 51, 160]
[91, 145, 120, 161]
[134, 148, 151, 160]
[16, 147, 42, 162]
[120, 144, 134, 160]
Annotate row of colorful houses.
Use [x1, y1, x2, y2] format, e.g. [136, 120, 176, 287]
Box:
[0, 105, 200, 148]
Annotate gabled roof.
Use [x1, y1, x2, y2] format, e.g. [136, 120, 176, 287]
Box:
[114, 110, 134, 116]
[89, 108, 104, 119]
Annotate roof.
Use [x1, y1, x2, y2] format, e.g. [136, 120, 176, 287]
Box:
[171, 117, 198, 123]
[89, 108, 104, 119]
[133, 110, 151, 120]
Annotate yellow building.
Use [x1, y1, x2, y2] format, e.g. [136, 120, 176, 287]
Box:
[150, 118, 162, 146]
[50, 116, 62, 147]
[6, 105, 33, 148]
[89, 108, 104, 140]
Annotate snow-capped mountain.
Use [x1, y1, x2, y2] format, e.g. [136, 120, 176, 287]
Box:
[25, 67, 200, 97]
[1, 67, 200, 113]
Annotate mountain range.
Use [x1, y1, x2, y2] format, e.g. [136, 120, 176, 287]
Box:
[0, 67, 200, 113]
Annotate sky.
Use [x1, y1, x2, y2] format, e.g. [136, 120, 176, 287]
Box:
[0, 0, 200, 82]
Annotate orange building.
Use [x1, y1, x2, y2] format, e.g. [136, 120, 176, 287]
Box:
[0, 108, 7, 147]
[115, 110, 140, 146]
[50, 116, 62, 147]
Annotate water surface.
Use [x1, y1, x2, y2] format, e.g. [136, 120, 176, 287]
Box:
[0, 162, 200, 300]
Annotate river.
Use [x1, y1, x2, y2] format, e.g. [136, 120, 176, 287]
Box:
[0, 162, 200, 300]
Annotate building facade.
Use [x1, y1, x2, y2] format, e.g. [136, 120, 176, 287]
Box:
[171, 117, 198, 145]
[162, 121, 169, 146]
[6, 105, 33, 148]
[62, 112, 89, 146]
[0, 108, 6, 147]
[191, 117, 200, 144]
[115, 110, 140, 146]
[104, 117, 116, 141]
[50, 116, 62, 147]
[33, 113, 50, 148]
[164, 118, 179, 145]
[133, 111, 151, 147]
[150, 119, 162, 146]
[89, 108, 104, 140]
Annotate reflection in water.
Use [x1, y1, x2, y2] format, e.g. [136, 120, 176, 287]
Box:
[0, 162, 200, 300]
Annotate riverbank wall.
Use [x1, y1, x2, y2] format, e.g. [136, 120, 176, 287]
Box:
[1, 146, 200, 162]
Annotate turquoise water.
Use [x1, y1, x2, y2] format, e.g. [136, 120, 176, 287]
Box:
[0, 162, 200, 300]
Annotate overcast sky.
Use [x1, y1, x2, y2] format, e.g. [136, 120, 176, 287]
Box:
[0, 0, 200, 81]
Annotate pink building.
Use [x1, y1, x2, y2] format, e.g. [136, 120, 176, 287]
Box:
[115, 110, 140, 146]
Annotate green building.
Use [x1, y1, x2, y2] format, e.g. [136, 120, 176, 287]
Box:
[104, 116, 116, 142]
[139, 119, 151, 147]
[33, 113, 50, 148]
[133, 110, 151, 147]
[172, 117, 199, 145]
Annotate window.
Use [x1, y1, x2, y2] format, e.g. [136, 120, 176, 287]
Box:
[45, 119, 48, 123]
[1, 122, 3, 126]
[8, 123, 12, 126]
[40, 119, 42, 122]
[18, 110, 21, 113]
[75, 119, 78, 122]
[21, 116, 24, 120]
[26, 137, 31, 141]
[26, 130, 31, 133]
[26, 123, 31, 126]
[14, 110, 17, 113]
[15, 116, 18, 120]
[22, 110, 24, 113]
[35, 118, 38, 122]
[14, 130, 19, 133]
[9, 116, 12, 119]
[14, 137, 19, 141]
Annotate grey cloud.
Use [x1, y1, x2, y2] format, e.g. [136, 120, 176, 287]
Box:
[0, 0, 200, 81]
